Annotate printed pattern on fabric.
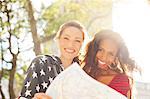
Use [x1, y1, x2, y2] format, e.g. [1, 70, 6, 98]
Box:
[20, 55, 63, 99]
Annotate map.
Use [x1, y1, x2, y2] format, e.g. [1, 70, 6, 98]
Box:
[46, 62, 127, 99]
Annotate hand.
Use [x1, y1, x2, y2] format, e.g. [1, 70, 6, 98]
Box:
[32, 93, 52, 99]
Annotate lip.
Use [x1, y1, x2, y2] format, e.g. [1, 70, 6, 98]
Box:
[98, 60, 106, 65]
[64, 48, 75, 53]
[97, 59, 108, 69]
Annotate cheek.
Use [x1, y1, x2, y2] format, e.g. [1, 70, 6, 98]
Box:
[95, 52, 101, 63]
[75, 43, 82, 50]
[78, 44, 82, 50]
[108, 58, 115, 65]
[59, 39, 66, 46]
[58, 41, 63, 48]
[58, 40, 65, 51]
[96, 51, 102, 59]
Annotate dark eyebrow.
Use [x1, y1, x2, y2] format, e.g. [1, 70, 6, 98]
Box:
[108, 51, 115, 56]
[75, 37, 83, 40]
[98, 46, 103, 49]
[99, 46, 115, 56]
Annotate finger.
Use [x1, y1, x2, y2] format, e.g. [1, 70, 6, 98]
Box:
[34, 93, 52, 99]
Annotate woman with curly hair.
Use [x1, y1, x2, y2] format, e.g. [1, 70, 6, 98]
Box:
[82, 29, 138, 99]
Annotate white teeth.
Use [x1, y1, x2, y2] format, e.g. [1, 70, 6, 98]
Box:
[65, 48, 74, 53]
[98, 60, 106, 65]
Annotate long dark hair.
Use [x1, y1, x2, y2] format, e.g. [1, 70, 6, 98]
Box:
[82, 29, 138, 79]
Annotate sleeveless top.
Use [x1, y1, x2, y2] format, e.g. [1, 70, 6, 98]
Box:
[108, 74, 131, 97]
[20, 55, 64, 99]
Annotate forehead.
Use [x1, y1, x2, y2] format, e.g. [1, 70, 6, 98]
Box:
[61, 26, 84, 39]
[99, 39, 119, 52]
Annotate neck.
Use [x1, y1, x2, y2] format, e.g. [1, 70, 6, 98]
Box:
[99, 68, 117, 76]
[60, 56, 73, 69]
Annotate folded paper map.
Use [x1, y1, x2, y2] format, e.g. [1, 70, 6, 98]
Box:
[46, 62, 127, 99]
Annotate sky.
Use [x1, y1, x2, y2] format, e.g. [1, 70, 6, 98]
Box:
[112, 0, 150, 82]
[31, 0, 150, 83]
[32, 0, 53, 11]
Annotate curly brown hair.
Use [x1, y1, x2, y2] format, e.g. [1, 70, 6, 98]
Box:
[82, 29, 138, 78]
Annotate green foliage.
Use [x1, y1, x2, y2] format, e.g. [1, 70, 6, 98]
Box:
[15, 72, 24, 85]
[14, 71, 25, 96]
[20, 65, 28, 74]
[42, 0, 89, 36]
[1, 69, 10, 79]
[41, 0, 112, 37]
[0, 0, 31, 97]
[0, 0, 113, 97]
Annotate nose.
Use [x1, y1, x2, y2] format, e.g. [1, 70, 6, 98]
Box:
[67, 40, 74, 48]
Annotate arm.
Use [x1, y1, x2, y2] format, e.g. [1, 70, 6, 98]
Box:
[127, 77, 134, 99]
[127, 90, 131, 99]
[32, 93, 52, 99]
[20, 55, 57, 98]
[20, 57, 41, 98]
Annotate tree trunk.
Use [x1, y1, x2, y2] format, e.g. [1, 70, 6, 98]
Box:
[5, 3, 16, 98]
[8, 54, 17, 99]
[26, 0, 41, 55]
[40, 33, 56, 43]
[0, 70, 5, 99]
[7, 33, 17, 99]
[0, 40, 5, 99]
[0, 87, 5, 99]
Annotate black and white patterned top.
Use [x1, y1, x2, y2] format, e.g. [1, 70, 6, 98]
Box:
[20, 55, 64, 99]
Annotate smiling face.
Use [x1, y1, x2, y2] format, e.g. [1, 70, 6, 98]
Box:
[58, 26, 84, 60]
[96, 39, 119, 70]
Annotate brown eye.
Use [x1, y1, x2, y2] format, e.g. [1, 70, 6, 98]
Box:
[75, 40, 81, 43]
[63, 37, 69, 40]
[98, 48, 102, 52]
[108, 52, 115, 57]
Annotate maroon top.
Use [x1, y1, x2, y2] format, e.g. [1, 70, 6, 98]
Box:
[108, 74, 130, 97]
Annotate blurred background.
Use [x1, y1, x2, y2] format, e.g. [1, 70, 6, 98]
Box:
[0, 0, 150, 98]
